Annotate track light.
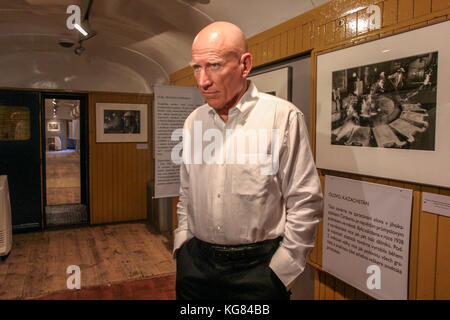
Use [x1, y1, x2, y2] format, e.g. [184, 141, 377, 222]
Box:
[74, 23, 88, 36]
[74, 20, 97, 41]
[74, 44, 85, 56]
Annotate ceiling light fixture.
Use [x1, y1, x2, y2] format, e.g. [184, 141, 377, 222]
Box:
[74, 23, 88, 37]
[72, 0, 97, 56]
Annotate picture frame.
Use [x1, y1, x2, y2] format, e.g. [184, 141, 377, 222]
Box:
[96, 103, 148, 143]
[315, 20, 450, 188]
[47, 121, 60, 132]
[248, 66, 292, 101]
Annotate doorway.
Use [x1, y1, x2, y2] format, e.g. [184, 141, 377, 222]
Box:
[41, 93, 89, 228]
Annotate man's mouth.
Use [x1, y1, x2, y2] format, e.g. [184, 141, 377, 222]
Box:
[202, 91, 219, 97]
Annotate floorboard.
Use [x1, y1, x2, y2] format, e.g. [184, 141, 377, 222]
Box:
[0, 222, 176, 299]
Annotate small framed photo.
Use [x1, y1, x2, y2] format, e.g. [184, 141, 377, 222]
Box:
[96, 103, 148, 143]
[47, 121, 60, 132]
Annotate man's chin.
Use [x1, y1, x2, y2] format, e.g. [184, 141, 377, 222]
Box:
[205, 99, 224, 110]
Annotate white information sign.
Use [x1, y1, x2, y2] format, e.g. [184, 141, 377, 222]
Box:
[153, 85, 204, 198]
[323, 175, 413, 300]
[422, 192, 450, 218]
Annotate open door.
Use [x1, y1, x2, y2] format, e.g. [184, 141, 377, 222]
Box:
[41, 92, 89, 228]
[0, 90, 42, 232]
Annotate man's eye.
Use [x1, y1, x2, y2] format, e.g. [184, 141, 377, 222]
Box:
[210, 63, 220, 69]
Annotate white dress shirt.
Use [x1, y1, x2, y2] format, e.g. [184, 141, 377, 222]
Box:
[174, 81, 323, 288]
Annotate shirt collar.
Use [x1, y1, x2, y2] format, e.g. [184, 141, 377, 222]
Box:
[208, 81, 259, 120]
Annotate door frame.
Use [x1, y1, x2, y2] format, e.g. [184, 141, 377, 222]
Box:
[40, 92, 90, 228]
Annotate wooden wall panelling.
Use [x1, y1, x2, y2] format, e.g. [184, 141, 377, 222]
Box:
[89, 92, 153, 224]
[334, 278, 346, 300]
[435, 189, 450, 299]
[317, 24, 326, 48]
[325, 273, 336, 299]
[399, 0, 415, 22]
[407, 187, 422, 299]
[287, 29, 296, 55]
[267, 37, 274, 62]
[319, 270, 327, 299]
[280, 32, 289, 59]
[414, 0, 432, 17]
[314, 269, 321, 299]
[382, 0, 398, 27]
[432, 0, 450, 12]
[172, 197, 179, 231]
[294, 25, 303, 52]
[428, 13, 449, 23]
[415, 186, 439, 299]
[273, 35, 281, 60]
[335, 17, 346, 42]
[302, 22, 313, 51]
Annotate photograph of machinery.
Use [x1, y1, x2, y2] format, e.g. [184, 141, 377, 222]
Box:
[331, 51, 438, 150]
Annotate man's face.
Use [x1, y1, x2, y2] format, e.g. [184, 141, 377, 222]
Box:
[191, 46, 245, 111]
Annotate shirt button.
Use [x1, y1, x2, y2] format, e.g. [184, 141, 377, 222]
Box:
[217, 193, 221, 198]
[217, 226, 221, 231]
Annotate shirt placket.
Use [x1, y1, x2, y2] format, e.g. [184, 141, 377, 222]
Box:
[212, 113, 227, 242]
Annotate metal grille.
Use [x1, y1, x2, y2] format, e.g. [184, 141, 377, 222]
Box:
[45, 204, 88, 226]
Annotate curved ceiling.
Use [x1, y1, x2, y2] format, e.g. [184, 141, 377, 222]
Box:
[0, 0, 329, 93]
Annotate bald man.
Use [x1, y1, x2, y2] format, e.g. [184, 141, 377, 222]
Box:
[174, 21, 323, 300]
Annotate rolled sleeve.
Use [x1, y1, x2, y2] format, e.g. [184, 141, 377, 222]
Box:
[172, 154, 193, 258]
[270, 110, 323, 288]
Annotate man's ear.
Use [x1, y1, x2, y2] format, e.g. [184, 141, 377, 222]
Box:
[240, 53, 253, 79]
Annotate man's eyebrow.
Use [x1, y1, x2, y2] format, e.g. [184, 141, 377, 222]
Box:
[189, 59, 225, 68]
[207, 59, 224, 65]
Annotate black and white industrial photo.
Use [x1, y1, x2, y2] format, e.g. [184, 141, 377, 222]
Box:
[331, 51, 438, 150]
[95, 103, 148, 143]
[104, 110, 141, 134]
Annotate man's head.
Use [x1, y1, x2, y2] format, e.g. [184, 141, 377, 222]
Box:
[191, 21, 253, 114]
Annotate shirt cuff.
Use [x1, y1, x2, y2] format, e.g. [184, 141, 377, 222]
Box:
[173, 228, 194, 258]
[269, 245, 306, 289]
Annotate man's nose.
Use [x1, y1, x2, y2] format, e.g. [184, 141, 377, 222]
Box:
[197, 69, 212, 89]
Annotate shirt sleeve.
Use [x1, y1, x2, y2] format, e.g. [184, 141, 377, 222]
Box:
[172, 129, 194, 258]
[269, 110, 323, 288]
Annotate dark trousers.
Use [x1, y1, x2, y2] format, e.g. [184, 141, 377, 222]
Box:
[176, 237, 291, 300]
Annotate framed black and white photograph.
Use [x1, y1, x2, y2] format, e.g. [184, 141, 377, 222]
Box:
[316, 20, 450, 188]
[248, 66, 292, 101]
[96, 103, 148, 143]
[47, 121, 60, 132]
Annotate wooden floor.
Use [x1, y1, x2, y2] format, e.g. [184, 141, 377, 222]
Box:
[46, 150, 80, 205]
[0, 222, 176, 300]
[31, 274, 176, 300]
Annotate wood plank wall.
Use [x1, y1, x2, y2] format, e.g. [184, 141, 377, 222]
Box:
[88, 92, 154, 224]
[169, 0, 450, 300]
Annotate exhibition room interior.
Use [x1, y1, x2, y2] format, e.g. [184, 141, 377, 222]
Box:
[0, 0, 448, 301]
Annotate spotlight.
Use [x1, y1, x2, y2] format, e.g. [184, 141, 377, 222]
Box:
[74, 45, 85, 56]
[74, 20, 97, 41]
